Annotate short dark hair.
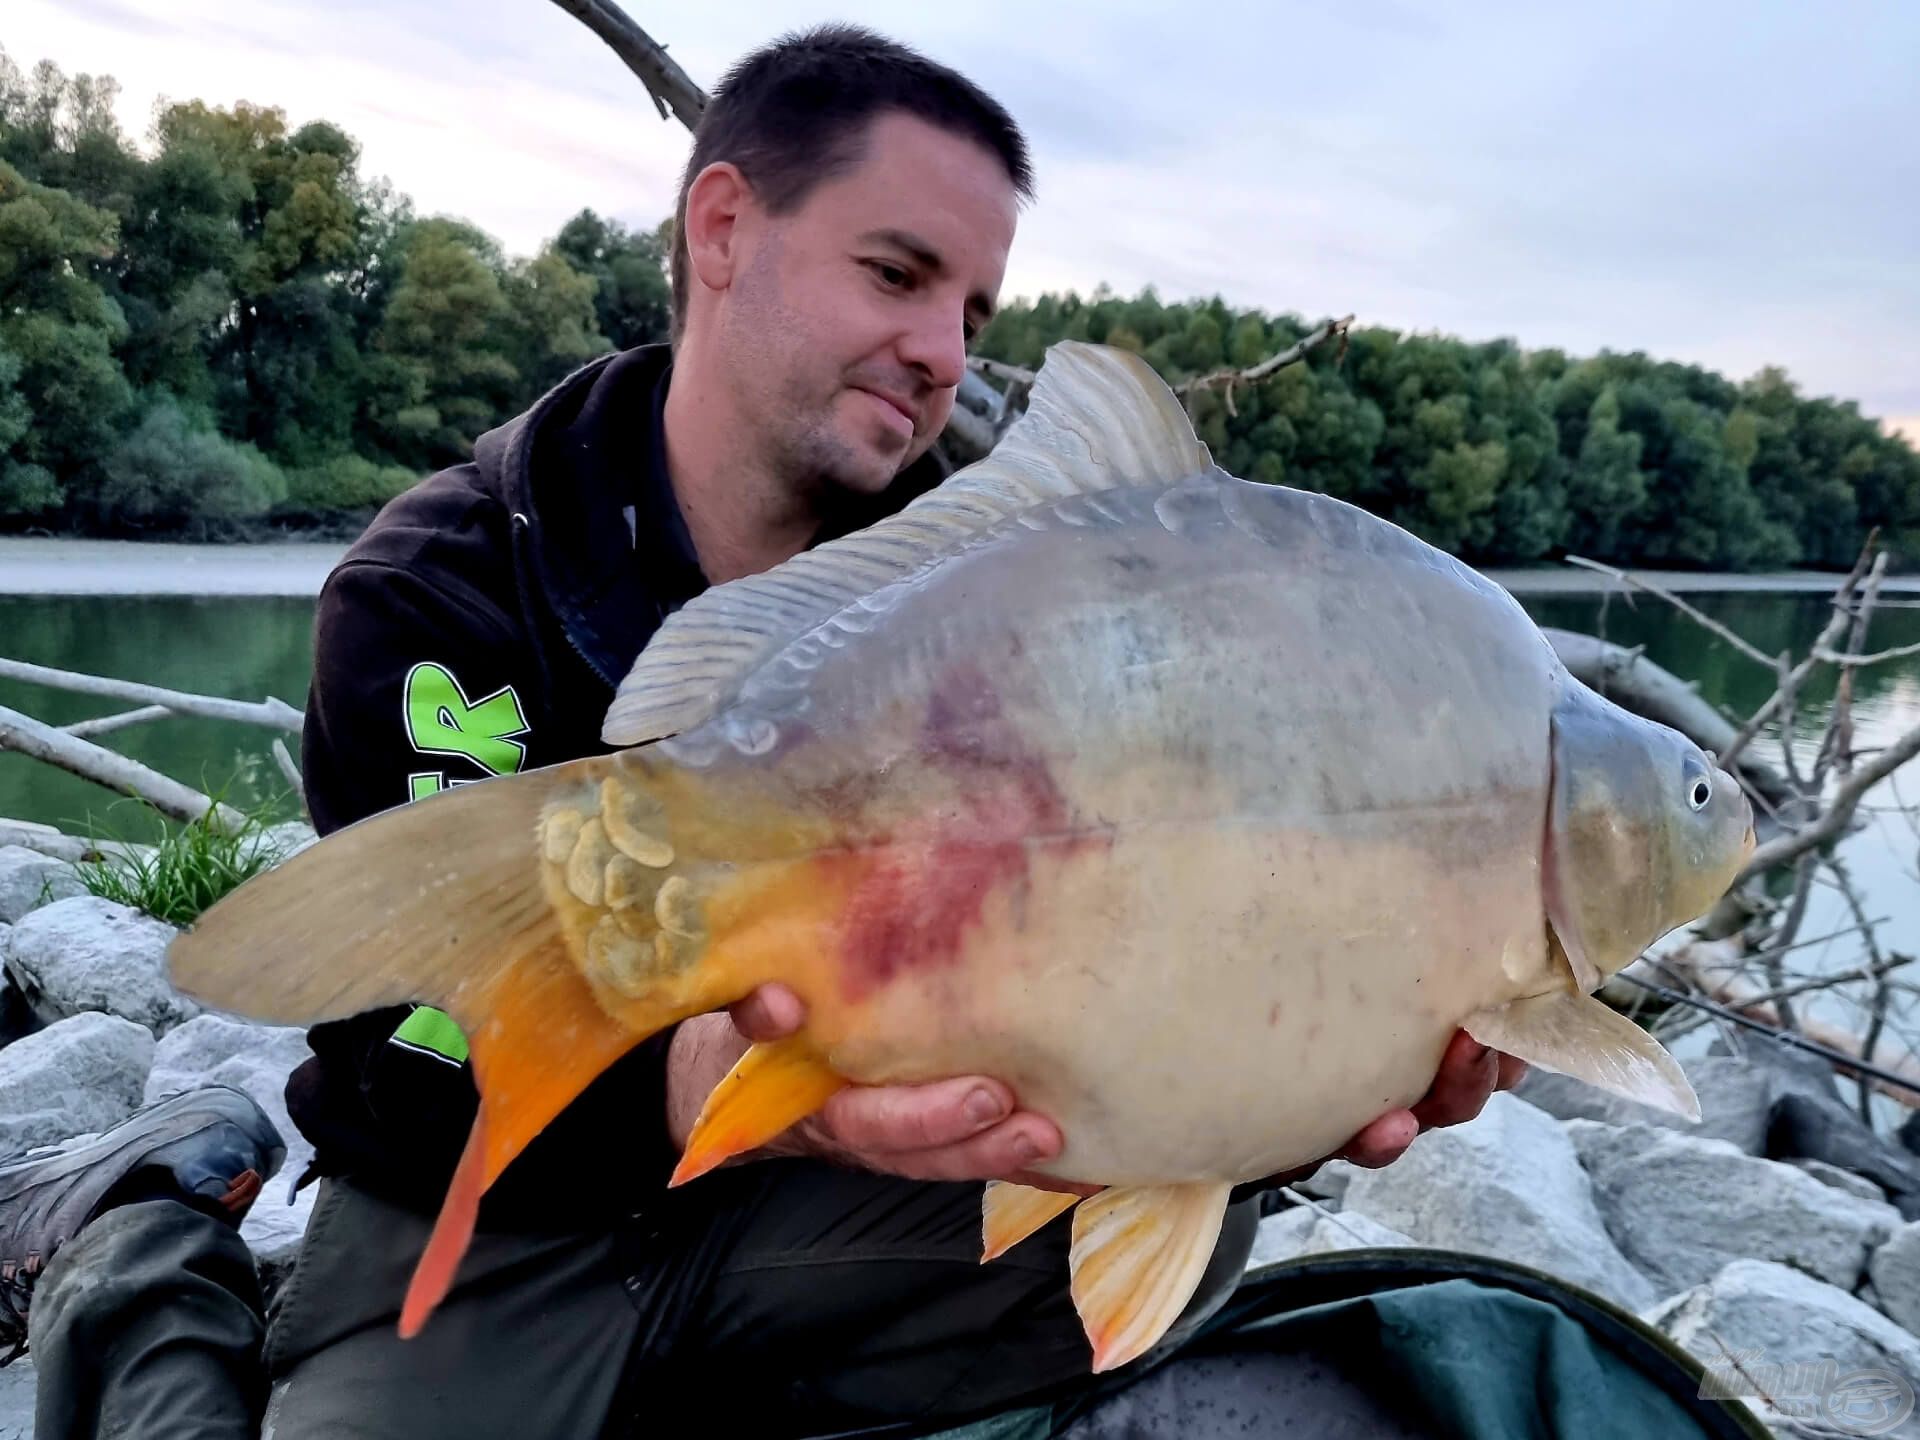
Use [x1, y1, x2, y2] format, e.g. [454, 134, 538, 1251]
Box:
[668, 24, 1033, 342]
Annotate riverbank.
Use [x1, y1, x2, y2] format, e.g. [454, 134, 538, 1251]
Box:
[0, 538, 346, 596]
[2, 535, 1914, 598]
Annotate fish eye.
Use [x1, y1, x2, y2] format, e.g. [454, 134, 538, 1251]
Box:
[1687, 776, 1711, 811]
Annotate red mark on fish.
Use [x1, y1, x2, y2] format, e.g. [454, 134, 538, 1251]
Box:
[830, 663, 1092, 1001]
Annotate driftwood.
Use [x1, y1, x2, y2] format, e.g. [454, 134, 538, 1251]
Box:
[0, 657, 303, 733]
[0, 704, 249, 833]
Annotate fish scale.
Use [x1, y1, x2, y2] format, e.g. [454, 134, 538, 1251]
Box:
[169, 340, 1754, 1374]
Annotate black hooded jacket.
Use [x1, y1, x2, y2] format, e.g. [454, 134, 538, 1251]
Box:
[288, 344, 945, 1227]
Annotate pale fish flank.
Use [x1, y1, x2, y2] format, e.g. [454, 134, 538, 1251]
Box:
[167, 341, 1756, 1373]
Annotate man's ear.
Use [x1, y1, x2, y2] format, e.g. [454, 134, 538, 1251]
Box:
[682, 162, 753, 299]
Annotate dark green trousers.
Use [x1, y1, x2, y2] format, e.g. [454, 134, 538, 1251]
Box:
[30, 1162, 1257, 1440]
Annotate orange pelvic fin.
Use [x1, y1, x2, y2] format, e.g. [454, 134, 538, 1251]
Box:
[671, 1036, 848, 1187]
[1068, 1181, 1232, 1374]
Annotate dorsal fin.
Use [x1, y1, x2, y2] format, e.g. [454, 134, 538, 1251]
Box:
[602, 341, 1211, 745]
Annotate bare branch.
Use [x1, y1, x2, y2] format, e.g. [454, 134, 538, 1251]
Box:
[1740, 714, 1920, 880]
[0, 657, 303, 733]
[1560, 557, 1779, 669]
[543, 0, 706, 128]
[1728, 951, 1910, 1014]
[61, 705, 173, 740]
[1722, 549, 1884, 771]
[1815, 638, 1920, 668]
[1174, 315, 1354, 417]
[0, 705, 248, 833]
[1825, 855, 1899, 1124]
[272, 738, 305, 802]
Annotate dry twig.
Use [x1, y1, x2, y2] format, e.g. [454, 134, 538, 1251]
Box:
[543, 0, 705, 126]
[1560, 557, 1778, 670]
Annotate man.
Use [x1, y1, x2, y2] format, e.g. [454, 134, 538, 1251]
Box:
[1, 25, 1523, 1439]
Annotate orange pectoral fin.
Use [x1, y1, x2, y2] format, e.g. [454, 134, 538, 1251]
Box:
[398, 936, 649, 1339]
[670, 1037, 848, 1187]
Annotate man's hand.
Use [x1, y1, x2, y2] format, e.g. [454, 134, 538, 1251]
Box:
[666, 987, 1524, 1197]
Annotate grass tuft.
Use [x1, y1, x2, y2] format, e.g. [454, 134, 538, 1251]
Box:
[74, 796, 283, 928]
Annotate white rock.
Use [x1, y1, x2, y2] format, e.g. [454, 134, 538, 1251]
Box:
[1512, 1054, 1775, 1154]
[1646, 1260, 1920, 1439]
[3, 897, 198, 1035]
[0, 846, 85, 924]
[0, 1355, 34, 1440]
[0, 1012, 154, 1156]
[1868, 1222, 1920, 1337]
[145, 1014, 314, 1192]
[1790, 1157, 1890, 1204]
[1339, 1093, 1657, 1311]
[1247, 1205, 1416, 1269]
[1567, 1119, 1900, 1296]
[259, 821, 318, 864]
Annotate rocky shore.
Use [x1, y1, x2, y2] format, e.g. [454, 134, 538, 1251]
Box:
[3, 838, 1918, 1436]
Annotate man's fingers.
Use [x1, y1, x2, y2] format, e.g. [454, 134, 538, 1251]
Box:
[1410, 1030, 1500, 1131]
[820, 1075, 1017, 1155]
[1338, 1109, 1419, 1168]
[870, 1115, 1066, 1184]
[728, 982, 806, 1043]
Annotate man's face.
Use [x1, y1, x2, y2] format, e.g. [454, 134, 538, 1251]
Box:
[718, 110, 1019, 498]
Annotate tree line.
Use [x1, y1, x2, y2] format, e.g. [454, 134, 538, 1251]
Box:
[5, 50, 1916, 567]
[0, 52, 671, 533]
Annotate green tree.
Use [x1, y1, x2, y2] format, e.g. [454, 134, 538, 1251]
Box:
[98, 393, 286, 528]
[1563, 386, 1648, 559]
[503, 246, 609, 395]
[551, 209, 672, 350]
[0, 156, 131, 514]
[370, 218, 519, 467]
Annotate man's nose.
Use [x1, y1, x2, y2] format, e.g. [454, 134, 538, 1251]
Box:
[897, 307, 968, 392]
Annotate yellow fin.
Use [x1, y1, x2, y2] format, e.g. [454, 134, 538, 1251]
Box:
[981, 1181, 1084, 1262]
[671, 1037, 847, 1187]
[169, 760, 590, 1026]
[601, 341, 1212, 745]
[1069, 1181, 1232, 1374]
[1463, 990, 1700, 1120]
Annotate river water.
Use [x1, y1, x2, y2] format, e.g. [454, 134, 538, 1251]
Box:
[1, 542, 1915, 1071]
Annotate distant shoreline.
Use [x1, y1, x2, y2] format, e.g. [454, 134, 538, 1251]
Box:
[0, 535, 1914, 599]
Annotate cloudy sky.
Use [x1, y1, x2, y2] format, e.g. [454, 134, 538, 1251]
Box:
[10, 0, 1917, 440]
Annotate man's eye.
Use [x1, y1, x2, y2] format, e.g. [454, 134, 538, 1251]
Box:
[868, 261, 911, 289]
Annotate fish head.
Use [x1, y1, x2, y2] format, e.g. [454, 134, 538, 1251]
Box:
[1544, 675, 1755, 990]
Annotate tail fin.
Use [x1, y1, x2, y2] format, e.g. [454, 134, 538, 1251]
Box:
[169, 751, 772, 1333]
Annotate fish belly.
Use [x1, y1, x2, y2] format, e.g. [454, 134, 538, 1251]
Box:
[816, 791, 1549, 1187]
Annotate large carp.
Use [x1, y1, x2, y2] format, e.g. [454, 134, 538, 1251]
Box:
[170, 342, 1754, 1374]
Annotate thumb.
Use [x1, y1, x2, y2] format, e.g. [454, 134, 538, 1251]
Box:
[729, 982, 806, 1043]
